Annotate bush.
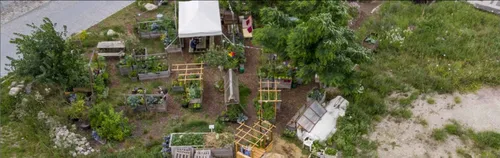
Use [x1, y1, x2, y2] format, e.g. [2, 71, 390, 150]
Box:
[427, 98, 436, 104]
[473, 131, 500, 149]
[390, 108, 412, 119]
[89, 103, 131, 141]
[444, 122, 464, 136]
[67, 100, 88, 120]
[325, 147, 338, 156]
[432, 128, 448, 141]
[282, 129, 296, 139]
[454, 96, 461, 104]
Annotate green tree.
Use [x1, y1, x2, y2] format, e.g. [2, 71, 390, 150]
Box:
[7, 18, 89, 89]
[252, 1, 369, 86]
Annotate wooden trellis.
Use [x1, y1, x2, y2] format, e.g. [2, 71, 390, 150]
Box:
[234, 121, 275, 158]
[171, 63, 205, 82]
[258, 78, 282, 120]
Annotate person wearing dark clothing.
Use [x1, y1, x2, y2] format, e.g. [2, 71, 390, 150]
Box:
[190, 38, 199, 51]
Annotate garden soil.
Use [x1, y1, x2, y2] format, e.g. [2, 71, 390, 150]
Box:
[370, 87, 500, 157]
[270, 137, 307, 158]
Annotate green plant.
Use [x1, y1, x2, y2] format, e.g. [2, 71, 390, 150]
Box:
[187, 83, 201, 99]
[454, 97, 462, 104]
[473, 131, 500, 149]
[170, 133, 205, 146]
[89, 103, 131, 141]
[427, 98, 436, 104]
[127, 96, 142, 109]
[8, 18, 90, 89]
[456, 148, 472, 158]
[282, 129, 296, 139]
[308, 88, 325, 102]
[325, 148, 337, 156]
[67, 100, 88, 120]
[215, 121, 225, 133]
[390, 108, 412, 119]
[170, 120, 210, 133]
[444, 122, 464, 136]
[192, 103, 201, 109]
[432, 128, 448, 141]
[129, 70, 138, 78]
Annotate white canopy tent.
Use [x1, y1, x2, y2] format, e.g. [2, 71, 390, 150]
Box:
[178, 1, 222, 38]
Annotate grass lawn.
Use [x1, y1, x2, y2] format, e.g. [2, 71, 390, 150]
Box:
[357, 1, 500, 93]
[332, 1, 500, 157]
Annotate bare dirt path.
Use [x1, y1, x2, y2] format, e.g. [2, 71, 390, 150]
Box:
[349, 1, 383, 30]
[370, 87, 500, 157]
[238, 40, 260, 125]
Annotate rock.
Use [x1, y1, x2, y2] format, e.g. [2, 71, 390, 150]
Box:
[25, 82, 32, 94]
[16, 84, 24, 89]
[9, 81, 17, 88]
[106, 29, 116, 36]
[144, 3, 158, 11]
[9, 87, 21, 96]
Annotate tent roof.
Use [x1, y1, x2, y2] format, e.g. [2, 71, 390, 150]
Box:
[178, 1, 222, 38]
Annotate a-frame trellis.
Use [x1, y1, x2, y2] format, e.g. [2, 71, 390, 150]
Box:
[234, 120, 275, 158]
[171, 63, 204, 82]
[258, 78, 282, 120]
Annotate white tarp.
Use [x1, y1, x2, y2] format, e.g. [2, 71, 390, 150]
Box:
[297, 96, 349, 142]
[178, 1, 222, 38]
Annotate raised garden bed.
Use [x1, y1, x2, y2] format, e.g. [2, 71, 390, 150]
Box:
[167, 132, 234, 157]
[138, 68, 171, 81]
[307, 88, 326, 104]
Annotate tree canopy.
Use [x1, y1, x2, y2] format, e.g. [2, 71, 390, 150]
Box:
[252, 1, 369, 86]
[7, 18, 89, 89]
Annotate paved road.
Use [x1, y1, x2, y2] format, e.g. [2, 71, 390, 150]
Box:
[1, 1, 134, 76]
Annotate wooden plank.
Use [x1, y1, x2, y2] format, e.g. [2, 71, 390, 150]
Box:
[172, 63, 204, 66]
[178, 78, 203, 81]
[177, 73, 203, 76]
[258, 89, 281, 92]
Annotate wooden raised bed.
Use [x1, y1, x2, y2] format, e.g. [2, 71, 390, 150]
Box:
[169, 132, 234, 158]
[138, 31, 162, 39]
[276, 78, 292, 89]
[137, 68, 171, 81]
[118, 66, 132, 76]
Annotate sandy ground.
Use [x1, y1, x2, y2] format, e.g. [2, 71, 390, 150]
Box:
[1, 1, 49, 24]
[370, 87, 500, 158]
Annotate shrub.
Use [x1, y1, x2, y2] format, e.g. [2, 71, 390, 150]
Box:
[454, 96, 461, 104]
[427, 98, 436, 104]
[282, 129, 296, 139]
[444, 122, 464, 136]
[215, 121, 225, 133]
[390, 108, 412, 119]
[473, 131, 500, 149]
[325, 147, 338, 156]
[89, 103, 131, 141]
[432, 128, 448, 141]
[67, 100, 88, 120]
